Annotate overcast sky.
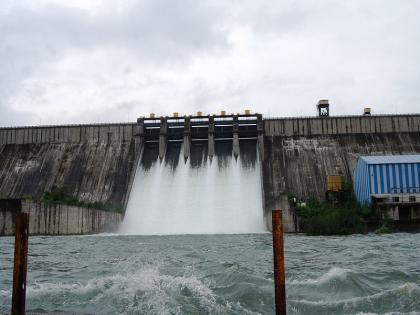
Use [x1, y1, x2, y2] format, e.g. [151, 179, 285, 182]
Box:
[1, 0, 419, 126]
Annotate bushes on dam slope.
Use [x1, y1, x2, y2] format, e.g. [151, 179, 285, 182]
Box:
[42, 186, 123, 213]
[296, 200, 374, 235]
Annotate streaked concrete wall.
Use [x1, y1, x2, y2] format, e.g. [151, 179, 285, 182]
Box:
[0, 141, 138, 210]
[3, 115, 419, 145]
[0, 200, 122, 236]
[265, 195, 299, 233]
[264, 115, 420, 137]
[261, 132, 420, 227]
[0, 123, 138, 145]
[0, 122, 142, 211]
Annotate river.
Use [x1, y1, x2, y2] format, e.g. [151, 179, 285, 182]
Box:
[1, 233, 419, 314]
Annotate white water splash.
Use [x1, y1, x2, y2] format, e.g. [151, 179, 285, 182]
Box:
[120, 144, 266, 235]
[288, 267, 353, 286]
[289, 282, 420, 307]
[22, 266, 221, 315]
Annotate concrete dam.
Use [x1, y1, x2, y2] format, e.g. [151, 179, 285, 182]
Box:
[1, 113, 420, 234]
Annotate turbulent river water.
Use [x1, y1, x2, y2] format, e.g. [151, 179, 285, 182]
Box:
[1, 233, 420, 314]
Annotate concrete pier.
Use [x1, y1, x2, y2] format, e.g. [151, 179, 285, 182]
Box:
[208, 116, 215, 158]
[183, 116, 191, 160]
[257, 114, 264, 161]
[159, 117, 168, 159]
[123, 118, 146, 209]
[233, 115, 240, 158]
[266, 195, 298, 233]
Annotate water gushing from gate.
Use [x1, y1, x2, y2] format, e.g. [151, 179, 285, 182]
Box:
[120, 141, 265, 235]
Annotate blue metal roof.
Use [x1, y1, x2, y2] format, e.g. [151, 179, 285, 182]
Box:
[354, 155, 420, 205]
[359, 155, 420, 165]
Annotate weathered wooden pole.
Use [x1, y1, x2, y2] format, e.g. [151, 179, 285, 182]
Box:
[12, 212, 29, 315]
[272, 210, 286, 315]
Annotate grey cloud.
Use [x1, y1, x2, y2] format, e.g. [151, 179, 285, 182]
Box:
[0, 0, 227, 125]
[1, 1, 420, 126]
[1, 0, 226, 60]
[0, 102, 37, 126]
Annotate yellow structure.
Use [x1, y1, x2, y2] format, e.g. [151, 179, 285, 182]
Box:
[327, 175, 342, 192]
[220, 110, 226, 116]
[197, 111, 203, 117]
[245, 109, 251, 115]
[149, 113, 156, 119]
[173, 112, 179, 118]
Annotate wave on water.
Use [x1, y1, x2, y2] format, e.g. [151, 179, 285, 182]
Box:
[74, 232, 120, 237]
[2, 233, 420, 314]
[27, 267, 214, 314]
[4, 264, 257, 315]
[290, 282, 420, 305]
[0, 290, 9, 298]
[356, 312, 420, 315]
[288, 267, 353, 286]
[356, 311, 420, 315]
[288, 282, 420, 314]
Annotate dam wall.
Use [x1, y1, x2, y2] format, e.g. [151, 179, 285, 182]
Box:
[0, 123, 142, 211]
[262, 114, 420, 231]
[0, 123, 138, 145]
[0, 199, 122, 235]
[264, 114, 420, 136]
[2, 114, 420, 234]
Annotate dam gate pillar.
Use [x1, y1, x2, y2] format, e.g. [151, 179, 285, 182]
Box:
[136, 118, 145, 148]
[257, 114, 264, 161]
[159, 117, 168, 159]
[183, 116, 191, 160]
[208, 116, 215, 157]
[233, 115, 240, 158]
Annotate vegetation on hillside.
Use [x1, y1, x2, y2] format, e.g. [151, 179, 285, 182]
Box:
[375, 220, 393, 234]
[295, 181, 391, 235]
[296, 200, 373, 235]
[42, 186, 123, 213]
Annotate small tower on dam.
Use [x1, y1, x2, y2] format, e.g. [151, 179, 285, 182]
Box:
[135, 111, 264, 160]
[317, 100, 330, 117]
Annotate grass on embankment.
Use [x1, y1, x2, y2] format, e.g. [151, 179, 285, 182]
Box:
[37, 186, 124, 213]
[296, 200, 374, 235]
[294, 178, 397, 236]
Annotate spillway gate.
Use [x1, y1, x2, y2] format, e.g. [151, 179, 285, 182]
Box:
[136, 114, 264, 160]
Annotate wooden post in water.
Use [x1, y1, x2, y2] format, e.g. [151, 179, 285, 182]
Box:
[272, 210, 286, 315]
[12, 212, 29, 315]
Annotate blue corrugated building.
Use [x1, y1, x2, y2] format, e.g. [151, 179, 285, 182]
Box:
[354, 155, 420, 205]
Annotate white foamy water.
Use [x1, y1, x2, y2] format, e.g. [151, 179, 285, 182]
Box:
[288, 267, 353, 285]
[2, 233, 420, 314]
[120, 142, 266, 235]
